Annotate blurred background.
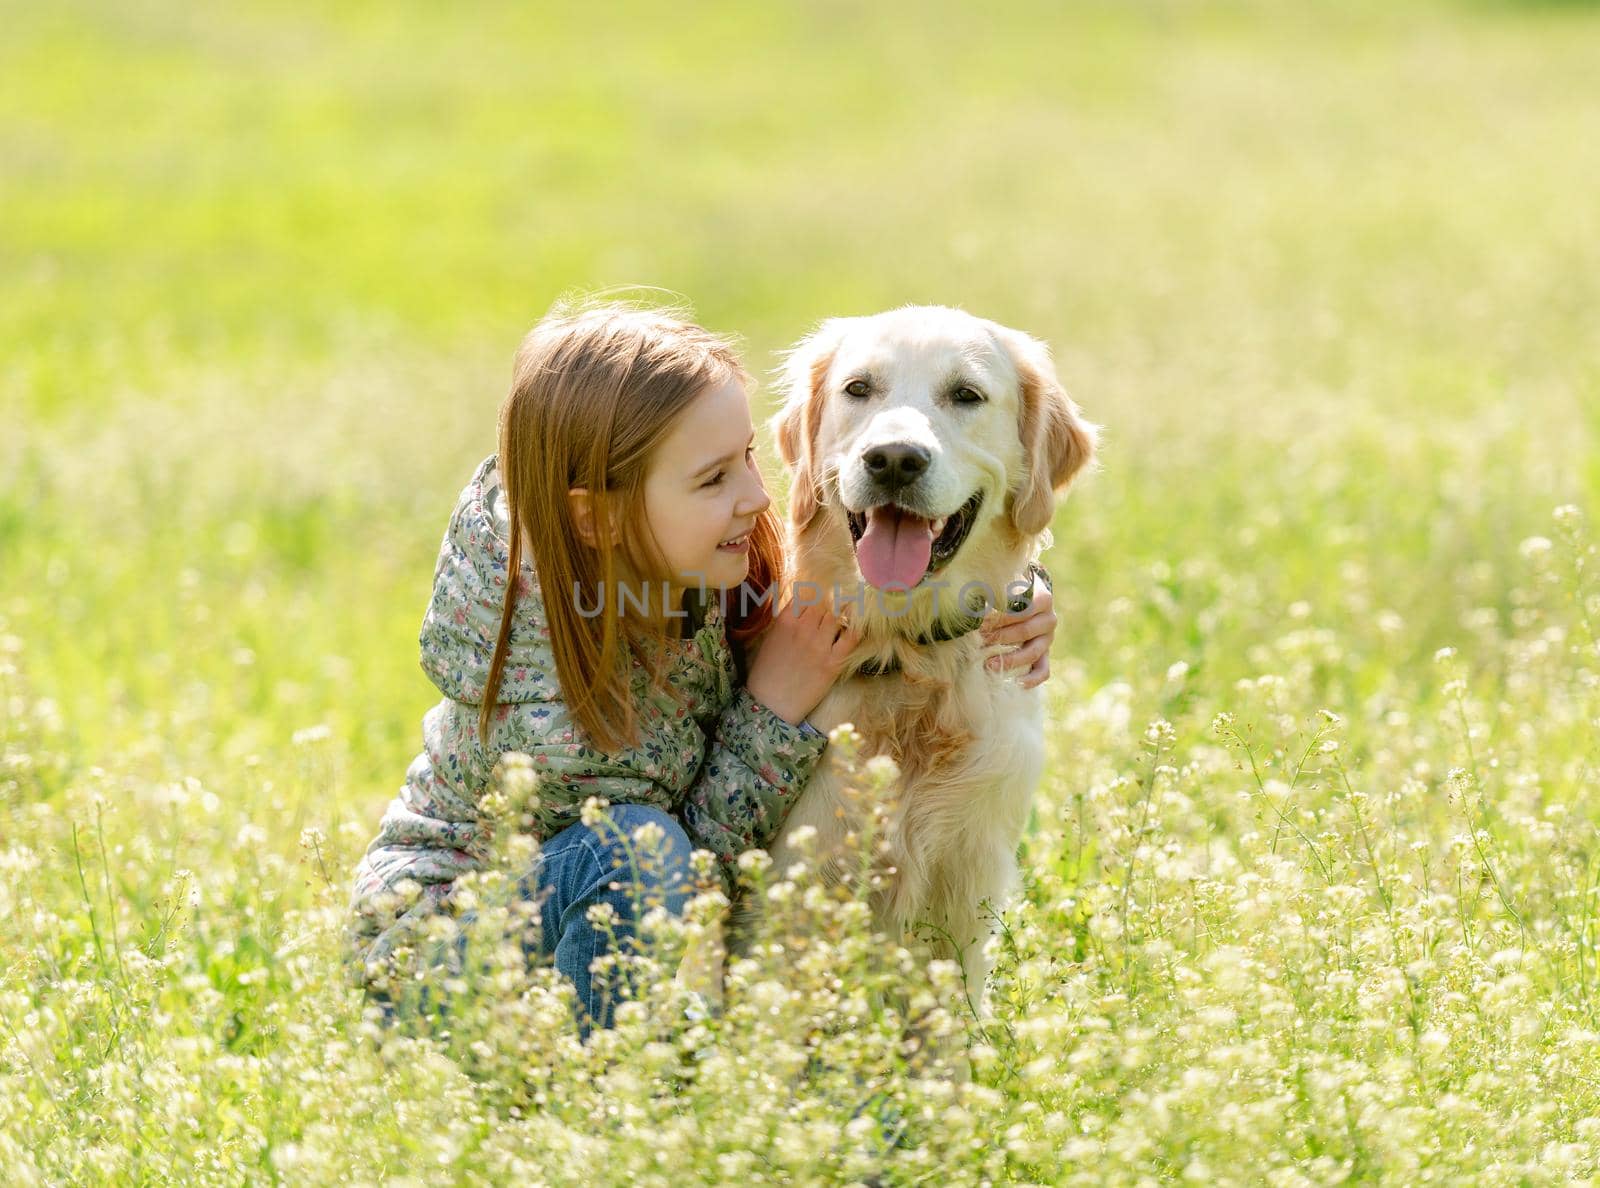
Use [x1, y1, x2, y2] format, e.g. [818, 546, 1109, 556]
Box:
[8, 4, 1600, 1177]
[3, 0, 1597, 866]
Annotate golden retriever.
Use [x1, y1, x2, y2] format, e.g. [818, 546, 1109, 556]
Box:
[762, 304, 1096, 1012]
[677, 306, 1097, 1033]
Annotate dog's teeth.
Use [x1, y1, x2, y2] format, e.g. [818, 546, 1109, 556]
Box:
[931, 517, 946, 536]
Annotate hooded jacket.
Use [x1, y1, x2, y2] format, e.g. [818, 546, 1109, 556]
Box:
[345, 455, 828, 976]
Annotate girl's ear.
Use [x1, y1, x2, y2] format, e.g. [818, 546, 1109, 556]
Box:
[769, 319, 848, 532]
[567, 486, 620, 549]
[996, 325, 1100, 539]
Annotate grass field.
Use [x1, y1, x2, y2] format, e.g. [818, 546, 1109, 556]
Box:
[4, 0, 1600, 1182]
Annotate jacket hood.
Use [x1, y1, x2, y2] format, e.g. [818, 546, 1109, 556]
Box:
[418, 455, 728, 708]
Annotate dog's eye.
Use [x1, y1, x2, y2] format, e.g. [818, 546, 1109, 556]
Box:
[843, 379, 871, 399]
[952, 385, 985, 404]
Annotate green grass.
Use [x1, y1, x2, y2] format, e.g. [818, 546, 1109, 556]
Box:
[4, 0, 1600, 1182]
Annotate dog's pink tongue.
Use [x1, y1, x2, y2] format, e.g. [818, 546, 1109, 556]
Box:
[856, 506, 934, 589]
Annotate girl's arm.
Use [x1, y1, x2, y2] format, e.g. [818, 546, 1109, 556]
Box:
[675, 597, 862, 890]
[677, 684, 831, 892]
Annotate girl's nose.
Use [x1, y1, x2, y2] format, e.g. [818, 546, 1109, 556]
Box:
[741, 469, 772, 516]
[742, 454, 774, 515]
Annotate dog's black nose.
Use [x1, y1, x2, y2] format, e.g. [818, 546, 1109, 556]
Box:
[863, 442, 931, 489]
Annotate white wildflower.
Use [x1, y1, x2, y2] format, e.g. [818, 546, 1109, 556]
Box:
[737, 849, 772, 875]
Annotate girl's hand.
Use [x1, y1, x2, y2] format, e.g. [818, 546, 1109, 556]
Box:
[745, 595, 864, 726]
[979, 568, 1057, 689]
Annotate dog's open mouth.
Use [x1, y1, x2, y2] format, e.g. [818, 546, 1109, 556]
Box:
[846, 489, 984, 589]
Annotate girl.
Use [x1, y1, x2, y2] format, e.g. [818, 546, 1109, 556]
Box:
[346, 297, 1059, 1040]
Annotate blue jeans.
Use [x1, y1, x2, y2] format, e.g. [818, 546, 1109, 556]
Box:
[365, 803, 698, 1042]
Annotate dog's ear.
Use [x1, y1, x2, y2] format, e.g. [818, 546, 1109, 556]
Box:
[998, 325, 1099, 539]
[769, 319, 847, 532]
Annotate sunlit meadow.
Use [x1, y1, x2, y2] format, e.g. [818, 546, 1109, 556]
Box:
[4, 0, 1600, 1183]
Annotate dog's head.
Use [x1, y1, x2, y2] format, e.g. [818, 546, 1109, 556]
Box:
[771, 305, 1097, 598]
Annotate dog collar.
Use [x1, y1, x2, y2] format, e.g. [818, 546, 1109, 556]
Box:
[852, 560, 1052, 678]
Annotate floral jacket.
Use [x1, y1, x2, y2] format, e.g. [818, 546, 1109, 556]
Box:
[345, 455, 829, 977]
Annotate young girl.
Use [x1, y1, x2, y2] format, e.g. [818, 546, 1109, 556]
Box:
[346, 298, 1059, 1040]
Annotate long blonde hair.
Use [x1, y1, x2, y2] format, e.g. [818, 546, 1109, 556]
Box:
[479, 295, 788, 753]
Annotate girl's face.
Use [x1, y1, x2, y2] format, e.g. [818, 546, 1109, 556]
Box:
[640, 375, 772, 601]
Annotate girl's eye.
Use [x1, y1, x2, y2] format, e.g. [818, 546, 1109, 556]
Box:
[704, 445, 756, 488]
[844, 379, 871, 399]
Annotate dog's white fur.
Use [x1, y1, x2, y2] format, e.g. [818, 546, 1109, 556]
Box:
[756, 305, 1097, 1014]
